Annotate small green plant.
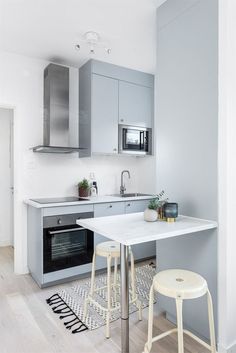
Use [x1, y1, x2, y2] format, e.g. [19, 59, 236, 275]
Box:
[78, 178, 90, 190]
[148, 190, 168, 210]
[148, 198, 159, 210]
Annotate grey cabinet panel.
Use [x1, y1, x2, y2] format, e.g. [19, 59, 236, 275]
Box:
[119, 81, 153, 127]
[79, 59, 154, 157]
[125, 200, 156, 260]
[124, 200, 149, 213]
[94, 202, 125, 217]
[91, 59, 154, 88]
[92, 74, 119, 154]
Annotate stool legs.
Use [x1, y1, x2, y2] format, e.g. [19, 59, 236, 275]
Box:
[176, 298, 184, 353]
[90, 252, 96, 296]
[143, 287, 216, 353]
[207, 289, 216, 353]
[83, 252, 96, 321]
[144, 284, 154, 353]
[113, 257, 118, 303]
[106, 255, 112, 338]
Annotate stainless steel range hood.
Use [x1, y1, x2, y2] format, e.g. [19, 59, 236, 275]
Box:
[33, 63, 84, 154]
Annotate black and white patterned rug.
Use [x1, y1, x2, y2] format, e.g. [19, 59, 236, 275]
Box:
[46, 264, 156, 334]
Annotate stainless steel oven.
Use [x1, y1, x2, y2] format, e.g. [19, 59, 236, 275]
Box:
[118, 125, 152, 155]
[43, 212, 94, 273]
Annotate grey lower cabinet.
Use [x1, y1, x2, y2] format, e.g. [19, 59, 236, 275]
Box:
[27, 199, 155, 288]
[94, 199, 156, 269]
[124, 200, 156, 260]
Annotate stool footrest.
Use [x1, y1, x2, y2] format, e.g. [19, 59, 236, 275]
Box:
[145, 327, 213, 352]
[183, 329, 212, 351]
[152, 328, 177, 343]
[86, 296, 120, 313]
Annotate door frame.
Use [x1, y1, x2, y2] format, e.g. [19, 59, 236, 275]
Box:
[0, 104, 16, 263]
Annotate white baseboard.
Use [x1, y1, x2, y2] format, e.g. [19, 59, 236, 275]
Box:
[0, 240, 12, 247]
[218, 343, 236, 353]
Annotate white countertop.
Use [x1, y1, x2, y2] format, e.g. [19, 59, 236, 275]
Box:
[76, 213, 217, 246]
[24, 195, 154, 208]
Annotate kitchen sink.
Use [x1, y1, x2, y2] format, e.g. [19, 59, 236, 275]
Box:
[111, 193, 153, 198]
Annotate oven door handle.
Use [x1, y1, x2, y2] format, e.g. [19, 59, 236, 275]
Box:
[48, 227, 85, 235]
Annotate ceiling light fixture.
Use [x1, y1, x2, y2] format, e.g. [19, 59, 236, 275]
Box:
[75, 31, 111, 55]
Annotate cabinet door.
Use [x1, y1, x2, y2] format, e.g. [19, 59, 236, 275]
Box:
[125, 200, 149, 214]
[94, 202, 125, 269]
[125, 200, 156, 260]
[119, 81, 153, 127]
[92, 74, 119, 154]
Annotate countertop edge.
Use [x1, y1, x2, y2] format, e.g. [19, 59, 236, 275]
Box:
[24, 195, 155, 208]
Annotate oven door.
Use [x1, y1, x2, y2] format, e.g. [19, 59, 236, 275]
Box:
[119, 125, 151, 155]
[43, 224, 94, 273]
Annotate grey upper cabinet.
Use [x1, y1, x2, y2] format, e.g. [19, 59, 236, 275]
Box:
[92, 74, 118, 154]
[79, 59, 154, 158]
[119, 81, 153, 127]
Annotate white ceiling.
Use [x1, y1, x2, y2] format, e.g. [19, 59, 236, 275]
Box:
[0, 0, 167, 73]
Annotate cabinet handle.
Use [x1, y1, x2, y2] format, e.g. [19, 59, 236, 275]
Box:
[113, 148, 117, 152]
[120, 119, 124, 122]
[109, 205, 113, 208]
[127, 203, 131, 207]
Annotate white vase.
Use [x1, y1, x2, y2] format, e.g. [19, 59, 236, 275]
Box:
[144, 208, 158, 222]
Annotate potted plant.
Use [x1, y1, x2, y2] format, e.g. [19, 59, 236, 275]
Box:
[144, 198, 159, 222]
[78, 178, 90, 197]
[144, 190, 168, 222]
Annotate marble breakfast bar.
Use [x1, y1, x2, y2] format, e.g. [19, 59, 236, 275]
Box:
[76, 213, 217, 353]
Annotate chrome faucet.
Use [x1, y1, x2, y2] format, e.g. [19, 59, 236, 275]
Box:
[120, 170, 130, 195]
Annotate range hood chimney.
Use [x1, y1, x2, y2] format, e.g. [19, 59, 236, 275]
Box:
[33, 63, 84, 153]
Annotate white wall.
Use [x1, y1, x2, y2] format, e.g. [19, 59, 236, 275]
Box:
[0, 51, 155, 274]
[0, 108, 13, 246]
[218, 0, 236, 351]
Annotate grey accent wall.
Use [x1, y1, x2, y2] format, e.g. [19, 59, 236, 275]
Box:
[156, 0, 218, 341]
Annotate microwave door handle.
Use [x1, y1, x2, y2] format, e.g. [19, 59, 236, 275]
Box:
[123, 129, 127, 148]
[140, 131, 144, 149]
[48, 227, 85, 235]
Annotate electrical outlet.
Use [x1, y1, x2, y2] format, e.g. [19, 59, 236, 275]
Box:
[89, 172, 95, 180]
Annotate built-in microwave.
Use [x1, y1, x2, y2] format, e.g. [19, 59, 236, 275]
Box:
[118, 125, 152, 155]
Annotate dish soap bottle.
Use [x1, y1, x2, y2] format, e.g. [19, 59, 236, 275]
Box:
[91, 181, 98, 197]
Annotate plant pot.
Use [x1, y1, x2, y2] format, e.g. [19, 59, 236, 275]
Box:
[78, 187, 90, 198]
[144, 208, 158, 222]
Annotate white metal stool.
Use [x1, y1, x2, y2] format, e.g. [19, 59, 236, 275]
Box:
[84, 241, 142, 338]
[143, 269, 216, 353]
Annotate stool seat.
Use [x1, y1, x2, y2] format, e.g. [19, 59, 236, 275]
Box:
[153, 269, 207, 300]
[96, 241, 121, 258]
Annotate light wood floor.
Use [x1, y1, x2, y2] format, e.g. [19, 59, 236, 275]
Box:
[0, 247, 209, 353]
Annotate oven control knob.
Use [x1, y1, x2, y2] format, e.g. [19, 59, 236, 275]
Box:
[57, 218, 62, 225]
